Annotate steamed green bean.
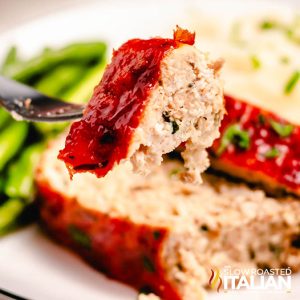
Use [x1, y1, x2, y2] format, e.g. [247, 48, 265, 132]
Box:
[5, 143, 44, 201]
[35, 64, 85, 97]
[8, 42, 106, 83]
[0, 122, 28, 171]
[0, 198, 25, 235]
[62, 59, 106, 103]
[0, 108, 11, 130]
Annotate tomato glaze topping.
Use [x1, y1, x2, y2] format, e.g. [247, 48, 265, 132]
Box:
[211, 95, 300, 191]
[58, 28, 195, 178]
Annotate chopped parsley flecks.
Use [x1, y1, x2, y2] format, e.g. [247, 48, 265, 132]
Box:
[142, 256, 155, 273]
[258, 114, 266, 125]
[171, 121, 179, 134]
[68, 225, 91, 249]
[284, 71, 300, 94]
[264, 147, 280, 159]
[200, 224, 209, 232]
[269, 243, 283, 259]
[269, 119, 294, 137]
[169, 168, 181, 177]
[162, 111, 179, 134]
[162, 111, 171, 122]
[217, 124, 250, 156]
[153, 230, 161, 240]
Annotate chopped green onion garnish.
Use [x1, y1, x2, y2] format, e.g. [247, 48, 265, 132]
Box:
[259, 17, 300, 45]
[264, 147, 280, 159]
[270, 119, 294, 137]
[250, 55, 261, 70]
[284, 71, 300, 94]
[260, 20, 277, 30]
[285, 26, 300, 44]
[217, 124, 250, 156]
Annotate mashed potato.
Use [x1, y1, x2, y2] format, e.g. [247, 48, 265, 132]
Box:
[191, 11, 300, 124]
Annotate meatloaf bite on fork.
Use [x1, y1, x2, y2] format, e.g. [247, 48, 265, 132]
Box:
[58, 27, 224, 184]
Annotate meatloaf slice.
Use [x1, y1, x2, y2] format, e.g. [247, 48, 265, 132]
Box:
[37, 137, 300, 300]
[210, 95, 300, 197]
[58, 28, 224, 184]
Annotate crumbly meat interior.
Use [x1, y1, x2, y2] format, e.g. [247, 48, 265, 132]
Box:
[128, 45, 224, 184]
[40, 138, 300, 300]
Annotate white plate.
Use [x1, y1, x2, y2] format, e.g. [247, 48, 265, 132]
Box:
[0, 1, 299, 299]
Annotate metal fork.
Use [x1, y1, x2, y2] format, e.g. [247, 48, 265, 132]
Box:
[0, 75, 85, 122]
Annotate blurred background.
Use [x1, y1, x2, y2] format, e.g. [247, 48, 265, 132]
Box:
[0, 0, 299, 33]
[0, 0, 93, 32]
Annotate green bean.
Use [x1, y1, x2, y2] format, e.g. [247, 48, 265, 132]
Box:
[0, 122, 28, 171]
[8, 42, 107, 83]
[0, 108, 11, 129]
[34, 64, 85, 97]
[62, 59, 106, 103]
[0, 176, 5, 195]
[5, 143, 44, 201]
[33, 122, 68, 136]
[0, 198, 25, 235]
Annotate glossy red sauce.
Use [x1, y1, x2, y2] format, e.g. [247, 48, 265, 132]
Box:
[211, 95, 300, 193]
[59, 28, 195, 178]
[38, 180, 182, 300]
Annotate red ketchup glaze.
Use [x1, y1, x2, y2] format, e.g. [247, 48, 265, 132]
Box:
[58, 28, 195, 178]
[37, 179, 182, 300]
[211, 95, 300, 194]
